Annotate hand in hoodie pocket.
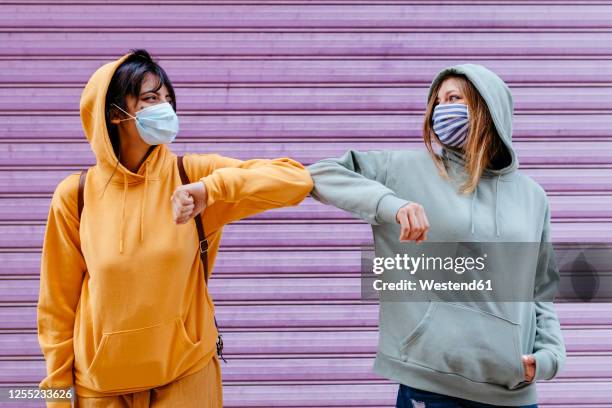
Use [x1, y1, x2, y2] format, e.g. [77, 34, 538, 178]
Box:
[399, 302, 526, 390]
[521, 354, 536, 382]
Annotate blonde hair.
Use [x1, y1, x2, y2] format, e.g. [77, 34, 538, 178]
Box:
[423, 74, 505, 194]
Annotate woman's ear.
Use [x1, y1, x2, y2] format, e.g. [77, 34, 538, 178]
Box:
[109, 106, 122, 125]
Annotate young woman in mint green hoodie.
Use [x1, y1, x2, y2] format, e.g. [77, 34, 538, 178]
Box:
[308, 64, 566, 407]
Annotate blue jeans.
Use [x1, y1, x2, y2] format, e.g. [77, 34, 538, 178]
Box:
[396, 384, 538, 408]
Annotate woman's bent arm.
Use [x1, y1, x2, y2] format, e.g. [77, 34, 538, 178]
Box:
[184, 154, 313, 230]
[308, 150, 410, 225]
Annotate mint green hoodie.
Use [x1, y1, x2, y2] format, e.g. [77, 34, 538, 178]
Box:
[308, 64, 566, 405]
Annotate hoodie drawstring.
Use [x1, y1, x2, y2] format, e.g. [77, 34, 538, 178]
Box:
[470, 175, 502, 237]
[495, 174, 501, 238]
[140, 161, 149, 243]
[118, 160, 150, 253]
[119, 172, 127, 254]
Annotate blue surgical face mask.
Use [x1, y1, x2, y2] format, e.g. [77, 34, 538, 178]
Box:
[113, 102, 179, 145]
[432, 103, 470, 148]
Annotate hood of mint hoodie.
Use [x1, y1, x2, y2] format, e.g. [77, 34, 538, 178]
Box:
[308, 63, 566, 405]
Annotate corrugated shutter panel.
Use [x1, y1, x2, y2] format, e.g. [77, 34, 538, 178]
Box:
[1, 1, 611, 406]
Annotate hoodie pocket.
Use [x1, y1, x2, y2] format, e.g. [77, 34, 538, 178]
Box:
[86, 317, 199, 392]
[400, 302, 525, 389]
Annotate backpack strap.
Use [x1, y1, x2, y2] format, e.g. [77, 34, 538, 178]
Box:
[177, 155, 226, 362]
[176, 156, 210, 282]
[78, 169, 88, 220]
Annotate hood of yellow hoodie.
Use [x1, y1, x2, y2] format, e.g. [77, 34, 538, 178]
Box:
[80, 52, 173, 252]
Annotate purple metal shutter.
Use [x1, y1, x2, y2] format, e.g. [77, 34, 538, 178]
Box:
[1, 2, 611, 406]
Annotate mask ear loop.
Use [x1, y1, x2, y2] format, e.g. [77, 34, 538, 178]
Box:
[112, 103, 136, 122]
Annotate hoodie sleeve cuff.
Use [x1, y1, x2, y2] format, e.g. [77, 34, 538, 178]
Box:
[376, 194, 411, 225]
[534, 350, 556, 381]
[201, 176, 222, 207]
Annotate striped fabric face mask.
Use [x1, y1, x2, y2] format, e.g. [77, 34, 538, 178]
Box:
[432, 103, 470, 147]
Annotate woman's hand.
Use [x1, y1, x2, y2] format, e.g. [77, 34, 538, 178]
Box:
[522, 354, 536, 382]
[396, 203, 430, 243]
[171, 182, 208, 224]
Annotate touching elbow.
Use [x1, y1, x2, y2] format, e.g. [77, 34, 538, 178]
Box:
[289, 175, 314, 205]
[286, 163, 314, 201]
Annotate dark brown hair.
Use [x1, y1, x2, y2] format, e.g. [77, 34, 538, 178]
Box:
[105, 49, 176, 156]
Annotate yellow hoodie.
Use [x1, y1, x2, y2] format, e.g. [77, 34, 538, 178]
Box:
[37, 53, 313, 402]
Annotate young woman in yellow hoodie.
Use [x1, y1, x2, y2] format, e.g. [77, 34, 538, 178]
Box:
[37, 49, 313, 407]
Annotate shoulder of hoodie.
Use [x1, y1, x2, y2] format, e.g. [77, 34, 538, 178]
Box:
[509, 170, 551, 208]
[387, 150, 551, 204]
[386, 149, 550, 202]
[511, 171, 547, 197]
[51, 172, 81, 218]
